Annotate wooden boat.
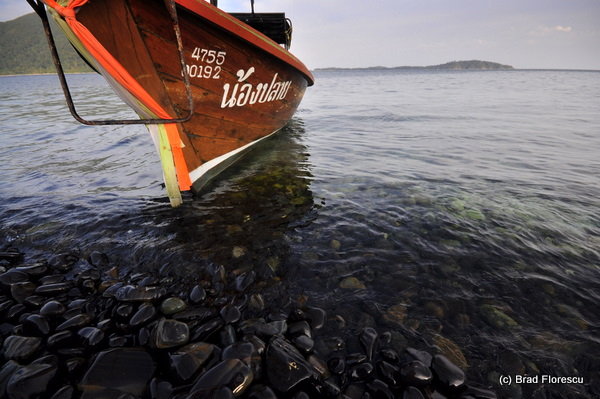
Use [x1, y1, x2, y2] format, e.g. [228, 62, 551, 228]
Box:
[28, 0, 314, 206]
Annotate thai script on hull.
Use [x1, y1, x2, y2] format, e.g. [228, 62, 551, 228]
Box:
[221, 67, 292, 108]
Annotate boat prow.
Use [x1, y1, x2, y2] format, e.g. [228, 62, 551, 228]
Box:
[29, 0, 314, 206]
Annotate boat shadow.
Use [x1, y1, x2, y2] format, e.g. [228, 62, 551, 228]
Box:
[141, 118, 317, 288]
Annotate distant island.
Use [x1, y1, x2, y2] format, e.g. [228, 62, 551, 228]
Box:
[315, 60, 514, 72]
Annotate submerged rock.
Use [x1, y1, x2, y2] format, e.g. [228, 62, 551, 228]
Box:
[266, 336, 316, 392]
[160, 297, 187, 315]
[152, 318, 190, 349]
[169, 342, 215, 381]
[431, 354, 465, 389]
[79, 348, 155, 397]
[6, 363, 57, 399]
[2, 336, 42, 362]
[189, 359, 253, 397]
[339, 276, 366, 290]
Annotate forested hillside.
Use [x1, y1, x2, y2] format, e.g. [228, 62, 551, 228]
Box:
[0, 12, 92, 75]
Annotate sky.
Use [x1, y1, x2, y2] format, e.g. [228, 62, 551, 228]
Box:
[2, 0, 599, 70]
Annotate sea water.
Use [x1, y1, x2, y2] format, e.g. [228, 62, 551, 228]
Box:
[1, 70, 599, 398]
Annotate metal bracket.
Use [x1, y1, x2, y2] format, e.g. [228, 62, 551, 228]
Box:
[26, 0, 193, 125]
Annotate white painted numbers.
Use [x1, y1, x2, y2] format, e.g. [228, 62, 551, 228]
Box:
[186, 48, 225, 79]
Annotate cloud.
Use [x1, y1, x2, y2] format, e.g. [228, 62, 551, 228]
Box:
[530, 25, 573, 37]
[554, 25, 572, 33]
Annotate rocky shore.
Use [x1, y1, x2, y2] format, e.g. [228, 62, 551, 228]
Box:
[0, 247, 496, 399]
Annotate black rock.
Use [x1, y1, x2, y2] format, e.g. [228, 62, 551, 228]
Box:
[23, 296, 45, 307]
[22, 314, 50, 336]
[79, 348, 155, 397]
[293, 335, 314, 354]
[367, 379, 394, 399]
[220, 305, 241, 324]
[378, 360, 401, 386]
[160, 297, 187, 315]
[235, 271, 256, 292]
[303, 306, 326, 330]
[15, 263, 48, 277]
[7, 304, 26, 319]
[360, 327, 378, 361]
[65, 357, 86, 375]
[243, 335, 266, 355]
[346, 353, 368, 366]
[222, 342, 255, 365]
[35, 283, 72, 295]
[130, 303, 157, 326]
[189, 359, 253, 397]
[49, 385, 74, 399]
[240, 318, 286, 338]
[403, 386, 425, 399]
[349, 362, 374, 381]
[47, 331, 74, 348]
[78, 327, 105, 346]
[169, 342, 215, 381]
[108, 335, 128, 348]
[287, 321, 312, 338]
[461, 385, 497, 399]
[266, 336, 316, 392]
[400, 360, 433, 386]
[380, 348, 400, 363]
[406, 348, 433, 368]
[0, 360, 20, 396]
[6, 363, 57, 399]
[10, 282, 36, 304]
[56, 313, 93, 331]
[328, 356, 345, 375]
[115, 304, 134, 319]
[220, 324, 237, 347]
[189, 285, 206, 304]
[152, 318, 189, 349]
[0, 270, 29, 286]
[191, 318, 224, 342]
[115, 285, 166, 302]
[248, 384, 278, 399]
[149, 378, 173, 399]
[431, 354, 465, 389]
[48, 253, 78, 272]
[88, 251, 109, 267]
[2, 335, 41, 362]
[173, 307, 215, 322]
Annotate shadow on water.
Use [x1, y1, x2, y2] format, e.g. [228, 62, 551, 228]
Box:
[93, 119, 318, 284]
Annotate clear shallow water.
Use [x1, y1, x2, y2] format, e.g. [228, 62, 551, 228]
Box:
[1, 70, 599, 398]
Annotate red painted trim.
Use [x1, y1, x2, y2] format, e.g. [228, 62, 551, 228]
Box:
[175, 0, 314, 86]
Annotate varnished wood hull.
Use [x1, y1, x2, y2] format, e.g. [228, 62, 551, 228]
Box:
[48, 0, 313, 202]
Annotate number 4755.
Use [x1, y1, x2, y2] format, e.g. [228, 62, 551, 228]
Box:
[191, 48, 226, 65]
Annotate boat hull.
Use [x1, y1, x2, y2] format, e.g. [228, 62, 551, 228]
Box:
[48, 0, 313, 201]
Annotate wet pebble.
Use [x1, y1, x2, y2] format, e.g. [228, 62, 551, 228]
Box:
[170, 342, 215, 381]
[56, 313, 93, 331]
[160, 297, 187, 315]
[2, 335, 42, 362]
[6, 363, 57, 399]
[130, 303, 157, 326]
[189, 359, 253, 397]
[80, 348, 155, 397]
[266, 336, 316, 392]
[431, 354, 465, 389]
[152, 318, 190, 348]
[189, 285, 206, 304]
[78, 326, 105, 346]
[220, 304, 241, 324]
